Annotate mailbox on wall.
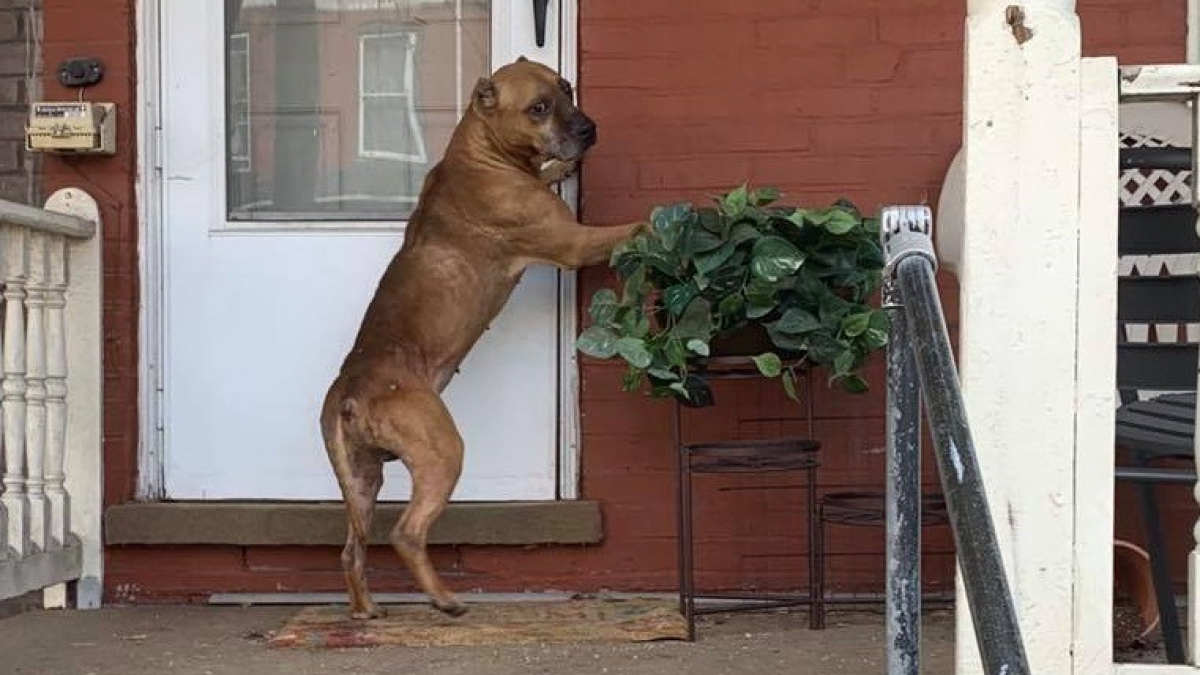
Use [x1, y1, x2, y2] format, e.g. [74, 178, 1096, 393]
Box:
[25, 101, 116, 155]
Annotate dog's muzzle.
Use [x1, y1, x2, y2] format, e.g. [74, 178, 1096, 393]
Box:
[571, 114, 597, 148]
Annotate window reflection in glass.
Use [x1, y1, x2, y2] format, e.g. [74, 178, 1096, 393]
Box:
[225, 0, 490, 221]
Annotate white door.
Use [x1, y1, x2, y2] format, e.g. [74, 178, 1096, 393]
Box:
[158, 0, 566, 500]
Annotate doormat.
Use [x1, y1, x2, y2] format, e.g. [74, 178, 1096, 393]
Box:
[267, 597, 688, 648]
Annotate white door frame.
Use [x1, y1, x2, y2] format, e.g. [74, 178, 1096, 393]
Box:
[135, 0, 583, 501]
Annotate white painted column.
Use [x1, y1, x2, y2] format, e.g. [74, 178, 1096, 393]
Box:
[44, 188, 102, 609]
[957, 1, 1088, 674]
[1072, 58, 1119, 675]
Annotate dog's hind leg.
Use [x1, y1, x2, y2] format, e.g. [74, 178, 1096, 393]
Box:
[322, 392, 386, 619]
[373, 387, 466, 616]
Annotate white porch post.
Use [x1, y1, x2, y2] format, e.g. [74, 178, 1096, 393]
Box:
[954, 1, 1118, 674]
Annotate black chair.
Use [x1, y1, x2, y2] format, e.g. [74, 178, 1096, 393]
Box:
[1114, 145, 1200, 664]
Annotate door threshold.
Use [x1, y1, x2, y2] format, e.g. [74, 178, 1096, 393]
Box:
[105, 500, 603, 546]
[209, 591, 677, 606]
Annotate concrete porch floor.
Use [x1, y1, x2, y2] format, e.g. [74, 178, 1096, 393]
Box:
[0, 605, 955, 675]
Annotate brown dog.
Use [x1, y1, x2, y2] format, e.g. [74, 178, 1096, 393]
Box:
[320, 58, 640, 619]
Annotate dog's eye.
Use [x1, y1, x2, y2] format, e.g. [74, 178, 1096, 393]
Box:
[528, 100, 551, 117]
[558, 79, 573, 99]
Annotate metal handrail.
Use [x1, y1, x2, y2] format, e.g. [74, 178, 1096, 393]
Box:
[881, 205, 1032, 675]
[0, 197, 95, 238]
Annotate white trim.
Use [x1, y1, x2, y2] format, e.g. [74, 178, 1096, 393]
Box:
[455, 0, 463, 117]
[556, 0, 580, 499]
[1116, 666, 1200, 675]
[1073, 55, 1120, 675]
[356, 31, 427, 163]
[490, 0, 557, 68]
[1189, 0, 1200, 64]
[136, 0, 165, 499]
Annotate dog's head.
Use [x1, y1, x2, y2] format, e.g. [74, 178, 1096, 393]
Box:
[471, 57, 596, 183]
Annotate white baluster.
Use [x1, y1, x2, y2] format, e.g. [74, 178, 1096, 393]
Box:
[44, 234, 67, 549]
[1, 224, 28, 557]
[24, 232, 48, 553]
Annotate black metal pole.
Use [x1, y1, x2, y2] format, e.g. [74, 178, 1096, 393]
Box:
[884, 277, 922, 675]
[895, 254, 1031, 675]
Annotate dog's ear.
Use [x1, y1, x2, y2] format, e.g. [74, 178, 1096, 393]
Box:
[473, 77, 497, 112]
[517, 55, 528, 63]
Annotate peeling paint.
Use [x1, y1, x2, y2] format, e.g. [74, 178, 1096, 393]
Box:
[1005, 6, 1033, 45]
[1120, 66, 1142, 82]
[948, 438, 965, 482]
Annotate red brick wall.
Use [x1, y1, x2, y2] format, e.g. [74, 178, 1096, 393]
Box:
[1081, 0, 1186, 62]
[0, 0, 41, 205]
[51, 0, 1188, 600]
[40, 0, 140, 508]
[572, 0, 1191, 596]
[575, 0, 968, 599]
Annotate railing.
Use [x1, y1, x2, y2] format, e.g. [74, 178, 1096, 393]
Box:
[0, 188, 102, 609]
[880, 205, 1032, 675]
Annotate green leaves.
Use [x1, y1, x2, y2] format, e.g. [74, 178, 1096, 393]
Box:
[752, 352, 783, 378]
[615, 337, 652, 369]
[719, 184, 750, 219]
[749, 186, 781, 205]
[576, 183, 887, 407]
[840, 374, 869, 394]
[769, 308, 821, 336]
[576, 325, 619, 358]
[663, 284, 697, 318]
[841, 312, 872, 338]
[782, 368, 801, 402]
[750, 236, 805, 282]
[795, 206, 861, 234]
[674, 297, 714, 340]
[651, 203, 695, 251]
[588, 288, 619, 324]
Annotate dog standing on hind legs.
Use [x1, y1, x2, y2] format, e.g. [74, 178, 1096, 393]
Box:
[320, 57, 641, 619]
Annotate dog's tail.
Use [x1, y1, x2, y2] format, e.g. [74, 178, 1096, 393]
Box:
[322, 394, 372, 542]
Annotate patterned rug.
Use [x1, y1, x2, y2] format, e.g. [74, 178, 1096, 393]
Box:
[268, 597, 688, 648]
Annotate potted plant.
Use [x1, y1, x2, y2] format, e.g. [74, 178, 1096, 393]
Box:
[576, 184, 889, 407]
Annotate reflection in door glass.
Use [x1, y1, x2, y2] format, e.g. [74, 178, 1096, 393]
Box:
[225, 0, 490, 221]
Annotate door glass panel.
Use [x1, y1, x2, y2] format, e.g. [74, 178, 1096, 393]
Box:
[225, 0, 490, 221]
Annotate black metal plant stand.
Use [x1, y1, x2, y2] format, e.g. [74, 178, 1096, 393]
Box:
[674, 358, 821, 641]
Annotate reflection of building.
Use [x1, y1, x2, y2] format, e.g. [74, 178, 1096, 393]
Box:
[227, 0, 489, 220]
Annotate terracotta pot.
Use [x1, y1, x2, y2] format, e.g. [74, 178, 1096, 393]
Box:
[1113, 538, 1160, 643]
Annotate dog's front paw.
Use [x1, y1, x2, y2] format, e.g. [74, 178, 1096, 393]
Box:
[433, 599, 468, 618]
[350, 605, 387, 620]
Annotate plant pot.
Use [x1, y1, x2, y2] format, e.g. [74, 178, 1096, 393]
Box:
[709, 323, 775, 357]
[1113, 539, 1160, 645]
[707, 323, 807, 366]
